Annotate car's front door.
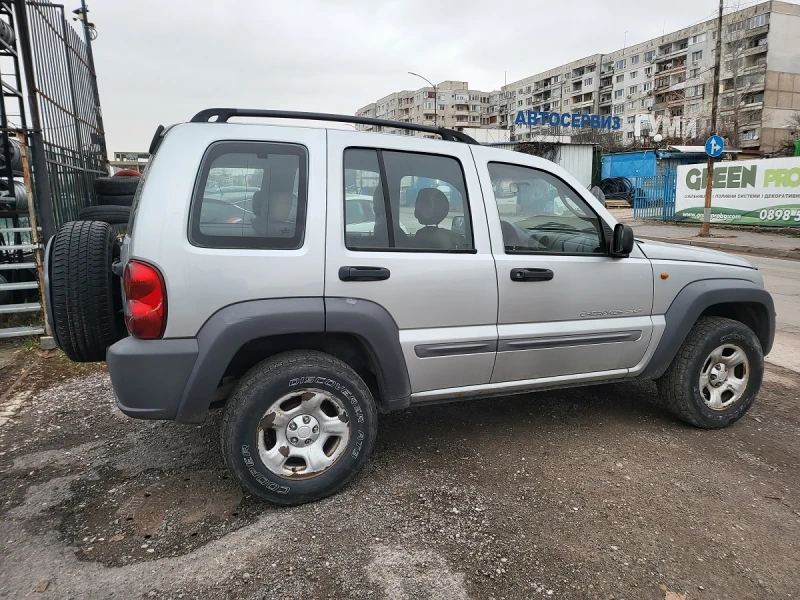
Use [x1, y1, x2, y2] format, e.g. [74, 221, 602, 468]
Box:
[471, 146, 655, 384]
[325, 131, 498, 394]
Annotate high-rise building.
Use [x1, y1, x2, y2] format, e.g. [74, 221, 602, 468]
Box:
[355, 1, 800, 154]
[355, 81, 492, 137]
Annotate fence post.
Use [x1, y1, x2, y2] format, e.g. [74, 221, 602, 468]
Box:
[18, 131, 50, 336]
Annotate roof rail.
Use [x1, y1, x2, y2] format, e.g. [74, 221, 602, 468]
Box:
[189, 108, 479, 145]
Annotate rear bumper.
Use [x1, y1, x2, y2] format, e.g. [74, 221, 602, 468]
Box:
[106, 336, 199, 420]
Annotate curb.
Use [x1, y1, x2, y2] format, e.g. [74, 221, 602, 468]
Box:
[638, 235, 800, 260]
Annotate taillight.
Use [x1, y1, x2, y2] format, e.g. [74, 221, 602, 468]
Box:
[123, 260, 166, 339]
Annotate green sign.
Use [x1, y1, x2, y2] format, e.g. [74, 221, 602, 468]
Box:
[675, 157, 800, 225]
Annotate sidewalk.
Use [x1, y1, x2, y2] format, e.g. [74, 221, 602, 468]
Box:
[608, 208, 800, 259]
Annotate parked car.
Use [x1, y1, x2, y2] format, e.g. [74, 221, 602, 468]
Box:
[45, 109, 775, 507]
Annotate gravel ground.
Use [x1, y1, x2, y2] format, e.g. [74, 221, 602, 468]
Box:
[0, 347, 798, 600]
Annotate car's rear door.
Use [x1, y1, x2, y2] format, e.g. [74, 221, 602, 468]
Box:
[324, 130, 498, 394]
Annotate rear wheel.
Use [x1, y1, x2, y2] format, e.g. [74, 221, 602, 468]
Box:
[221, 351, 378, 505]
[656, 317, 764, 428]
[50, 221, 124, 362]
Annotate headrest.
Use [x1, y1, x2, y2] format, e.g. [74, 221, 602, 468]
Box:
[251, 188, 267, 217]
[414, 188, 449, 226]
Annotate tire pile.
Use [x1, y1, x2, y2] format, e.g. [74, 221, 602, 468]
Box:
[46, 170, 141, 360]
[598, 177, 635, 205]
[77, 170, 140, 235]
[0, 137, 26, 210]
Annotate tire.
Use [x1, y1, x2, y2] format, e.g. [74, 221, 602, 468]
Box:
[0, 19, 15, 46]
[94, 176, 140, 196]
[0, 179, 27, 210]
[97, 193, 134, 207]
[113, 169, 141, 178]
[50, 221, 124, 362]
[221, 350, 378, 506]
[656, 316, 764, 429]
[0, 137, 23, 173]
[79, 205, 130, 224]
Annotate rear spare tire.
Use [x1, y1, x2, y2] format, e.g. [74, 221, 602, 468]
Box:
[94, 176, 140, 196]
[50, 221, 124, 362]
[79, 205, 130, 224]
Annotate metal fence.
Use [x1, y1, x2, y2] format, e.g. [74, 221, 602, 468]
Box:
[25, 0, 105, 228]
[631, 172, 678, 220]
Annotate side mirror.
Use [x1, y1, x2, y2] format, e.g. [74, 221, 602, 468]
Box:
[451, 215, 465, 235]
[611, 223, 634, 257]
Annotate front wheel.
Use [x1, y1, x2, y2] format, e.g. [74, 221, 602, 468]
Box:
[221, 351, 378, 505]
[657, 316, 764, 428]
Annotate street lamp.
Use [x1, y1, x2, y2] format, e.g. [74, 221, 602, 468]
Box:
[408, 72, 437, 127]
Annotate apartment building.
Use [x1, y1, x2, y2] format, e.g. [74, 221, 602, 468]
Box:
[355, 1, 800, 154]
[507, 1, 799, 154]
[355, 81, 491, 137]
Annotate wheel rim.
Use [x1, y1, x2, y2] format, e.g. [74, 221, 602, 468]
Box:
[256, 388, 351, 479]
[699, 343, 750, 411]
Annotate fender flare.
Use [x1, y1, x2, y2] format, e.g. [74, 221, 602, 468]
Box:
[174, 297, 411, 422]
[639, 278, 775, 380]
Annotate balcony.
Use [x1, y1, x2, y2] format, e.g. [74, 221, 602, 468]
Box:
[720, 100, 764, 113]
[741, 42, 768, 57]
[742, 61, 767, 74]
[657, 62, 687, 77]
[655, 46, 688, 62]
[744, 23, 769, 39]
[669, 79, 688, 91]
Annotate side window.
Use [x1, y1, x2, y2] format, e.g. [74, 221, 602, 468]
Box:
[343, 149, 474, 252]
[190, 141, 307, 249]
[488, 163, 604, 254]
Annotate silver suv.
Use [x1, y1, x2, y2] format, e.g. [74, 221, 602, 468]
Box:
[45, 109, 776, 506]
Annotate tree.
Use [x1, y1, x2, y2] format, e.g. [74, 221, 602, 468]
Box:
[773, 112, 800, 156]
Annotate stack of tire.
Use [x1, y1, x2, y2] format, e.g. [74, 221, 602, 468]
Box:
[0, 137, 26, 210]
[79, 169, 140, 236]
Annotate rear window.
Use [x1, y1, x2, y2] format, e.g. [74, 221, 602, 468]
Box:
[189, 141, 308, 249]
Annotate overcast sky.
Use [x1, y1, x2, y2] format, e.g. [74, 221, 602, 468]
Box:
[86, 0, 785, 152]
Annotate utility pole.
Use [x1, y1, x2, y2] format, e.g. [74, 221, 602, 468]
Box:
[700, 0, 724, 237]
[408, 72, 437, 126]
[75, 1, 107, 162]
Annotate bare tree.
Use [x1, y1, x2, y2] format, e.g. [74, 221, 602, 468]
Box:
[773, 112, 800, 156]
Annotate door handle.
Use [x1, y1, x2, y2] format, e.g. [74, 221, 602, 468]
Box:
[510, 268, 554, 282]
[339, 266, 391, 281]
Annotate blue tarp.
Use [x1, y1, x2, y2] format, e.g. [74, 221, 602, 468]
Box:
[601, 151, 657, 179]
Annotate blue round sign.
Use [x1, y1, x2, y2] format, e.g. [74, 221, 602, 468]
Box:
[705, 135, 725, 158]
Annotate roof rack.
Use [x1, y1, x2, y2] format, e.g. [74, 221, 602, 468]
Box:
[190, 108, 479, 145]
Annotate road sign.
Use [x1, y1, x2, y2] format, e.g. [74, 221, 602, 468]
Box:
[705, 135, 725, 158]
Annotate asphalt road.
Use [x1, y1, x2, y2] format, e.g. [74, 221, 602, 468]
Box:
[746, 255, 800, 372]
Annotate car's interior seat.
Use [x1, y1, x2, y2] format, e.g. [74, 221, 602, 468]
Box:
[412, 188, 456, 249]
[251, 190, 295, 237]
